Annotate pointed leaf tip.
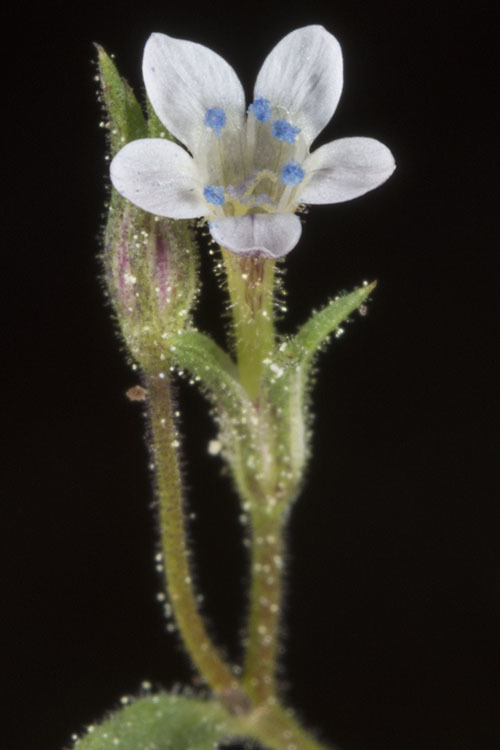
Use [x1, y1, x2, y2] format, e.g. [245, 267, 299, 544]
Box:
[292, 281, 377, 369]
[96, 46, 147, 154]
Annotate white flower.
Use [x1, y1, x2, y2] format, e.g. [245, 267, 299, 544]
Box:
[110, 25, 395, 258]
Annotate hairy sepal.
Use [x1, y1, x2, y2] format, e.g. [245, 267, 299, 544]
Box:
[96, 46, 147, 155]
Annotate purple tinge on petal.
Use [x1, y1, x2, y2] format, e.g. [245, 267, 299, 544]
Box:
[208, 213, 302, 258]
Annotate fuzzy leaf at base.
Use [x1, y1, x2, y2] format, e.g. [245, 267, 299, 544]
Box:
[70, 693, 236, 750]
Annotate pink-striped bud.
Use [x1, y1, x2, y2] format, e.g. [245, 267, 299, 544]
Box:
[103, 197, 199, 365]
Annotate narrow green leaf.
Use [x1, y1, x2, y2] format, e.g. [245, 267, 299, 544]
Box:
[96, 45, 147, 154]
[167, 330, 263, 505]
[261, 282, 377, 496]
[292, 282, 376, 370]
[70, 694, 232, 750]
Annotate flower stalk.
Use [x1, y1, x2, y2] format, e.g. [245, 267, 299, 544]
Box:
[242, 505, 286, 704]
[221, 248, 276, 401]
[220, 246, 289, 702]
[146, 371, 237, 693]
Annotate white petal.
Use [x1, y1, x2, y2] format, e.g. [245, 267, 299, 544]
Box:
[254, 26, 343, 146]
[110, 138, 206, 218]
[209, 214, 302, 258]
[300, 137, 396, 204]
[143, 33, 246, 154]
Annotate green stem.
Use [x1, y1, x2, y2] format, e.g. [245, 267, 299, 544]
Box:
[146, 371, 236, 693]
[221, 248, 275, 401]
[221, 248, 287, 704]
[242, 505, 286, 704]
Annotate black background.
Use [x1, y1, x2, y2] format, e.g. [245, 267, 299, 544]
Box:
[6, 1, 499, 749]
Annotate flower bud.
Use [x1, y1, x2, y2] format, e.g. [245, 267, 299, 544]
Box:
[97, 45, 199, 366]
[103, 198, 199, 366]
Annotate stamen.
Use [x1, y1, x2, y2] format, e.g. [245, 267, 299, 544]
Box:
[204, 185, 226, 206]
[272, 119, 301, 143]
[280, 160, 305, 186]
[204, 107, 226, 137]
[248, 97, 271, 122]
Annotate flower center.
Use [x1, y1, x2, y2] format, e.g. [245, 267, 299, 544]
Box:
[201, 100, 308, 218]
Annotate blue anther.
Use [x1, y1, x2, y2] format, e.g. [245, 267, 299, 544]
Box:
[204, 185, 226, 206]
[272, 119, 300, 143]
[204, 107, 226, 137]
[280, 160, 305, 186]
[249, 97, 271, 122]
